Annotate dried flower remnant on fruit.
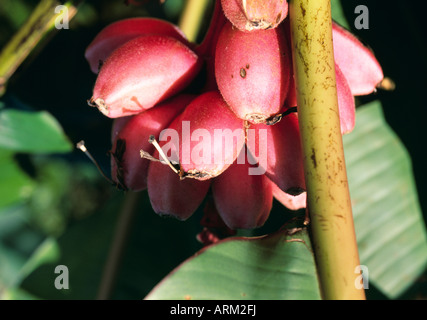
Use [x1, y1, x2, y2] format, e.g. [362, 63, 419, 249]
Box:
[110, 94, 194, 191]
[148, 135, 181, 175]
[221, 0, 289, 31]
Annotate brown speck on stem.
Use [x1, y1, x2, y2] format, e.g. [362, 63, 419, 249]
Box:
[300, 3, 306, 17]
[311, 148, 317, 168]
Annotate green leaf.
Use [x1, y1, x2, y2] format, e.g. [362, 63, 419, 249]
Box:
[145, 229, 321, 300]
[163, 0, 185, 20]
[0, 0, 33, 30]
[20, 192, 123, 299]
[0, 235, 59, 291]
[1, 287, 40, 300]
[331, 0, 350, 29]
[21, 190, 207, 300]
[0, 109, 72, 153]
[16, 237, 60, 286]
[0, 149, 34, 209]
[343, 101, 427, 299]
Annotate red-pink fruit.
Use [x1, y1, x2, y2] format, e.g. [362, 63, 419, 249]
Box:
[147, 157, 211, 220]
[85, 18, 190, 74]
[160, 91, 246, 179]
[212, 148, 273, 229]
[335, 64, 355, 134]
[147, 156, 210, 220]
[90, 35, 201, 118]
[247, 112, 305, 195]
[215, 21, 291, 123]
[332, 22, 384, 96]
[270, 179, 306, 211]
[197, 198, 237, 245]
[110, 94, 194, 191]
[221, 0, 288, 31]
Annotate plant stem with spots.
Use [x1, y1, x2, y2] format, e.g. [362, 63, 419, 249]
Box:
[0, 0, 79, 96]
[289, 0, 365, 300]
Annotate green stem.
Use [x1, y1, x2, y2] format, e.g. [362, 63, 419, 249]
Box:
[178, 0, 212, 43]
[289, 0, 365, 300]
[0, 0, 79, 96]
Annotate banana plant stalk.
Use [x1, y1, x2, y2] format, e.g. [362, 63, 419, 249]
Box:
[178, 0, 212, 42]
[289, 0, 365, 300]
[0, 0, 79, 96]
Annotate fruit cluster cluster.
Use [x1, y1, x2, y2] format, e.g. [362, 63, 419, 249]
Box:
[85, 0, 383, 233]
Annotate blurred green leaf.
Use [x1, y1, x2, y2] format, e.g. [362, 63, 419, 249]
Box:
[71, 3, 98, 28]
[20, 192, 122, 299]
[0, 149, 34, 210]
[331, 0, 350, 29]
[21, 189, 206, 300]
[17, 237, 60, 286]
[0, 109, 72, 153]
[344, 101, 427, 299]
[163, 0, 185, 20]
[1, 155, 118, 299]
[1, 287, 40, 300]
[145, 229, 321, 300]
[0, 0, 33, 30]
[0, 236, 59, 295]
